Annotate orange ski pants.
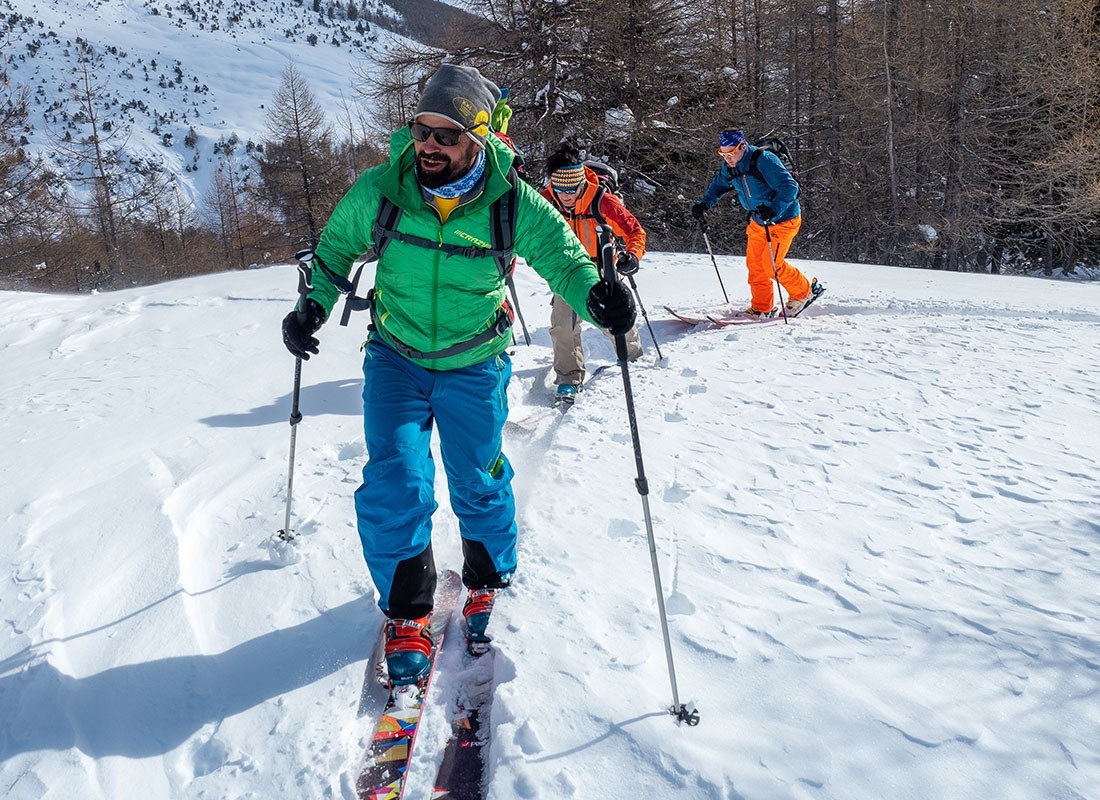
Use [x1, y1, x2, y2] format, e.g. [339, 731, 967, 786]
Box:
[745, 216, 809, 312]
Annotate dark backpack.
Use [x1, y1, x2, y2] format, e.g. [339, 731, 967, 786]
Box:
[747, 137, 801, 196]
[312, 168, 523, 357]
[583, 159, 619, 195]
[563, 159, 621, 226]
[370, 166, 518, 277]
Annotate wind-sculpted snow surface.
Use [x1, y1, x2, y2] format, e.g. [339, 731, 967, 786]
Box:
[0, 254, 1097, 799]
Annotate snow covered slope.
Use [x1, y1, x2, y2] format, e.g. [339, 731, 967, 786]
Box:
[1, 252, 1098, 799]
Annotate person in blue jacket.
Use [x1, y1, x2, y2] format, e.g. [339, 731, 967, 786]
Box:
[691, 129, 821, 316]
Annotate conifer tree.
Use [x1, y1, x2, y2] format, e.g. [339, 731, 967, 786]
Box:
[255, 64, 347, 246]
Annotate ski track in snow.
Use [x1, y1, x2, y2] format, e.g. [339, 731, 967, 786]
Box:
[1, 255, 1098, 799]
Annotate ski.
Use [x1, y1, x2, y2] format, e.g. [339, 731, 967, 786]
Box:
[665, 282, 825, 328]
[506, 361, 628, 435]
[551, 392, 576, 409]
[356, 569, 464, 800]
[706, 314, 780, 327]
[431, 651, 497, 799]
[663, 306, 710, 326]
[664, 306, 777, 327]
[583, 361, 619, 387]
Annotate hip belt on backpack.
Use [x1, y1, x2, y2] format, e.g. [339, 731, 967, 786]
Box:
[312, 256, 513, 360]
[368, 289, 514, 361]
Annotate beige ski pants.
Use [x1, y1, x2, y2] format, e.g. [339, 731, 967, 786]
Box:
[549, 293, 643, 386]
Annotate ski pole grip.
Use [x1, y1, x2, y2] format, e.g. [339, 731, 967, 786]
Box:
[595, 225, 616, 285]
[295, 248, 315, 324]
[595, 225, 629, 363]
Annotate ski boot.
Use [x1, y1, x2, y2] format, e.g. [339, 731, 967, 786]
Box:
[383, 615, 433, 687]
[553, 384, 579, 407]
[463, 588, 498, 656]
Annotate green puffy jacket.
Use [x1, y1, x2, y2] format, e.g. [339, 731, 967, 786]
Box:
[308, 128, 601, 371]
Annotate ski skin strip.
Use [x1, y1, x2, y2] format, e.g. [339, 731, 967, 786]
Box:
[664, 306, 774, 326]
[357, 626, 389, 718]
[357, 569, 464, 800]
[431, 650, 496, 800]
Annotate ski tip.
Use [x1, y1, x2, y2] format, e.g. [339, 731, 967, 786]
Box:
[664, 306, 706, 325]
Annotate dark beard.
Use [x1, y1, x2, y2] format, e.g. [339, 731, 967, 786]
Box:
[415, 151, 472, 189]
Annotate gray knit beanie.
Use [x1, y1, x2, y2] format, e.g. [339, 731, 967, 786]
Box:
[413, 64, 501, 147]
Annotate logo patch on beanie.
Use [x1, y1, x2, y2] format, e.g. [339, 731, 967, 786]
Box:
[451, 98, 490, 138]
[453, 97, 478, 126]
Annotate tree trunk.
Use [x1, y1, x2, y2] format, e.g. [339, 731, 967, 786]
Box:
[827, 0, 841, 260]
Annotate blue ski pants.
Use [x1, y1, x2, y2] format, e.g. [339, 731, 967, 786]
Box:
[354, 338, 517, 618]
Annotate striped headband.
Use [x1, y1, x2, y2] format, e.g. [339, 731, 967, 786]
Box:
[551, 164, 586, 192]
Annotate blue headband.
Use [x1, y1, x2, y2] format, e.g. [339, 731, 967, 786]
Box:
[719, 130, 746, 148]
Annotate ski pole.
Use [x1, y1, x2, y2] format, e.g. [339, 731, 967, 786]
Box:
[278, 248, 314, 541]
[505, 263, 531, 346]
[762, 222, 789, 324]
[596, 224, 699, 727]
[697, 216, 730, 304]
[625, 273, 663, 361]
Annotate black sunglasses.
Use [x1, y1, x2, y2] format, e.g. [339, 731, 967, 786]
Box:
[409, 121, 470, 147]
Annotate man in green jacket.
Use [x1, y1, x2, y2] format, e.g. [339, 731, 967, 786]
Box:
[281, 64, 635, 686]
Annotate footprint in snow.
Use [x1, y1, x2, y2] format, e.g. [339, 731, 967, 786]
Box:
[608, 518, 640, 540]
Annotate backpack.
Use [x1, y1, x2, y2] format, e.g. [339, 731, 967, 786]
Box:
[369, 169, 518, 278]
[494, 131, 529, 183]
[747, 137, 801, 196]
[312, 167, 524, 356]
[564, 159, 620, 226]
[583, 159, 619, 195]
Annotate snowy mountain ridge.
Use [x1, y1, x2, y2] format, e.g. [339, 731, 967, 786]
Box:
[2, 0, 465, 203]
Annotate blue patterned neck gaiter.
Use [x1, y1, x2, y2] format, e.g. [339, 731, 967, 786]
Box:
[421, 150, 486, 199]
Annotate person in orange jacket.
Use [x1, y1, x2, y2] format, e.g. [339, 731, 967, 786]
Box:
[540, 145, 645, 405]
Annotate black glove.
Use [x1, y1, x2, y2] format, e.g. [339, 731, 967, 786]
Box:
[756, 204, 775, 221]
[282, 298, 326, 360]
[616, 251, 640, 276]
[586, 280, 636, 336]
[690, 202, 708, 221]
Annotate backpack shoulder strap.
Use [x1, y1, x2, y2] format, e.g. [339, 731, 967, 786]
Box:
[371, 174, 518, 277]
[373, 196, 510, 262]
[373, 196, 403, 259]
[749, 145, 800, 197]
[491, 167, 519, 276]
[589, 184, 607, 226]
[748, 148, 767, 185]
[564, 184, 607, 225]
